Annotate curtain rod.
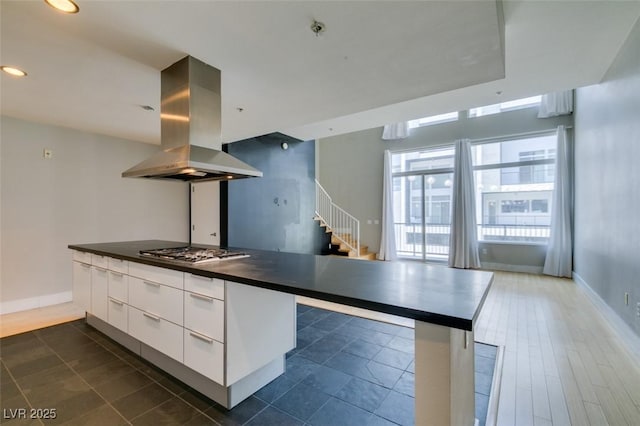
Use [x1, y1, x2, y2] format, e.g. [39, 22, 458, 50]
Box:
[388, 125, 573, 154]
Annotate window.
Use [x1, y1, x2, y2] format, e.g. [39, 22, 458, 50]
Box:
[473, 133, 556, 243]
[468, 96, 542, 118]
[408, 111, 459, 128]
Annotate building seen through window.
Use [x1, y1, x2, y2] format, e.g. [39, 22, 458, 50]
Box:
[391, 132, 557, 261]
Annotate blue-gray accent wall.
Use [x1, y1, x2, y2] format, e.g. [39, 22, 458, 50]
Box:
[225, 133, 321, 254]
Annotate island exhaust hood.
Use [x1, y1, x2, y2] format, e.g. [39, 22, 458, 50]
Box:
[122, 56, 262, 181]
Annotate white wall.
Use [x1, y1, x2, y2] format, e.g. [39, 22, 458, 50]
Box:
[574, 18, 640, 337]
[0, 116, 189, 313]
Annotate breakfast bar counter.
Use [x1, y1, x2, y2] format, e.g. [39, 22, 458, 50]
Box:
[69, 240, 493, 426]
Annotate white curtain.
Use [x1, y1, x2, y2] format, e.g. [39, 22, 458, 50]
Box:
[382, 122, 410, 140]
[543, 125, 572, 277]
[448, 139, 481, 269]
[538, 90, 573, 118]
[378, 150, 397, 261]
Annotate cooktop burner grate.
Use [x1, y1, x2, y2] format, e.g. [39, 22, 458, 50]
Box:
[139, 246, 249, 264]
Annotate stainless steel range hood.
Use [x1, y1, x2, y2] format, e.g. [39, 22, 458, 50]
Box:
[122, 56, 262, 181]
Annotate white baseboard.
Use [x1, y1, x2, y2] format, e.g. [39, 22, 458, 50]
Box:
[481, 262, 543, 275]
[0, 291, 73, 315]
[573, 271, 640, 365]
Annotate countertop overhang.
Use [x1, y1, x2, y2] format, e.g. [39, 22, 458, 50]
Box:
[69, 240, 493, 331]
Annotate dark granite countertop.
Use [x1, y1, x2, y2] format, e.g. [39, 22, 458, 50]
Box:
[69, 240, 493, 331]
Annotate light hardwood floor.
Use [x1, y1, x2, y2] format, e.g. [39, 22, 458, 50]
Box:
[475, 272, 640, 426]
[2, 271, 639, 425]
[0, 302, 84, 338]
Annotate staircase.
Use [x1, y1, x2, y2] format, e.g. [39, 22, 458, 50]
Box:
[315, 180, 377, 261]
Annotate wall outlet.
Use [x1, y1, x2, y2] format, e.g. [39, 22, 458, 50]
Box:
[625, 292, 629, 305]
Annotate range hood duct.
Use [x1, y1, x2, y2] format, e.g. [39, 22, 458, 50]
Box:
[122, 56, 262, 182]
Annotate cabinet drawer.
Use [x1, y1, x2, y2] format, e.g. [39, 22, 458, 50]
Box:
[72, 261, 91, 312]
[184, 292, 224, 343]
[129, 262, 183, 290]
[91, 254, 109, 269]
[108, 257, 129, 274]
[184, 329, 224, 385]
[108, 271, 128, 303]
[185, 274, 224, 300]
[129, 277, 183, 325]
[108, 298, 128, 333]
[91, 266, 109, 321]
[72, 250, 92, 264]
[129, 307, 183, 363]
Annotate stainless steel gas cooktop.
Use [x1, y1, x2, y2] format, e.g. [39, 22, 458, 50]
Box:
[139, 246, 249, 264]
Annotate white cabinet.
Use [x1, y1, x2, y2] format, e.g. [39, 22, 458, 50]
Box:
[73, 250, 92, 264]
[72, 249, 295, 406]
[129, 306, 183, 362]
[108, 298, 128, 332]
[128, 277, 183, 326]
[184, 292, 224, 343]
[185, 274, 224, 300]
[72, 260, 91, 312]
[184, 329, 224, 384]
[108, 271, 128, 303]
[91, 254, 109, 269]
[91, 266, 109, 321]
[225, 281, 296, 385]
[108, 270, 128, 333]
[129, 262, 184, 290]
[108, 257, 129, 274]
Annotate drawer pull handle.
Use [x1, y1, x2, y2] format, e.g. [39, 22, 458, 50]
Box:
[143, 312, 161, 322]
[94, 267, 107, 273]
[189, 331, 213, 344]
[190, 274, 213, 282]
[110, 271, 124, 278]
[81, 263, 91, 269]
[189, 293, 214, 303]
[109, 298, 124, 306]
[143, 280, 161, 288]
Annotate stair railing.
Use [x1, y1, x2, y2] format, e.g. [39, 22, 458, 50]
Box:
[315, 180, 360, 256]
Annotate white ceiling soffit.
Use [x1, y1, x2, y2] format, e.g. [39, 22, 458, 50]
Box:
[1, 1, 639, 145]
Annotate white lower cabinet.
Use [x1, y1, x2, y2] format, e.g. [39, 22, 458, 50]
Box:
[129, 262, 184, 290]
[108, 298, 128, 332]
[91, 266, 109, 321]
[108, 270, 128, 303]
[72, 250, 295, 407]
[129, 277, 183, 326]
[72, 261, 91, 312]
[184, 329, 224, 384]
[129, 306, 183, 362]
[184, 292, 224, 342]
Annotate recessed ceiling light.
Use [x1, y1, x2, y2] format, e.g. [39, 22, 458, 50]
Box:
[0, 66, 27, 77]
[44, 0, 79, 14]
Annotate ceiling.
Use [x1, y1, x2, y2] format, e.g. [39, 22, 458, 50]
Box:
[1, 1, 639, 145]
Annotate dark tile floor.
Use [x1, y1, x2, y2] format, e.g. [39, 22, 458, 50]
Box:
[0, 305, 496, 425]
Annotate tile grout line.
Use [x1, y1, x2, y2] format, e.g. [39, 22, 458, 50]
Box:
[69, 321, 222, 425]
[31, 326, 134, 426]
[0, 357, 44, 426]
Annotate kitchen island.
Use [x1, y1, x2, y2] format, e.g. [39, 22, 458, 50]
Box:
[69, 240, 493, 426]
